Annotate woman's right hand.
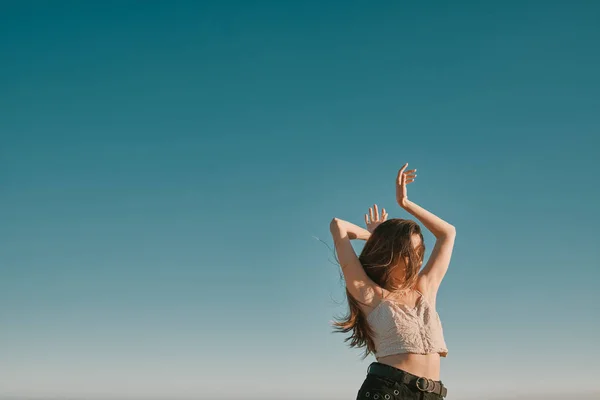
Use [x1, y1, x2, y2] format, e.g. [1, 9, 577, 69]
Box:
[365, 204, 388, 233]
[396, 163, 417, 208]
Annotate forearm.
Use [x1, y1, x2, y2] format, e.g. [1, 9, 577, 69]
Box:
[401, 200, 455, 239]
[330, 218, 371, 240]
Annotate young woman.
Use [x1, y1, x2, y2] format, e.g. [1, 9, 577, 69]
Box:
[329, 163, 456, 400]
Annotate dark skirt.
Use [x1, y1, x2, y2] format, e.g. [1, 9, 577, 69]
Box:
[356, 362, 446, 400]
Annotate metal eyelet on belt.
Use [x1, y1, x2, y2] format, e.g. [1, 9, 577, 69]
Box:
[373, 395, 379, 399]
[384, 394, 391, 399]
[365, 392, 370, 397]
[393, 390, 399, 395]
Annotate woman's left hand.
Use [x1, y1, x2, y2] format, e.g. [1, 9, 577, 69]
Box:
[396, 163, 417, 208]
[365, 204, 388, 233]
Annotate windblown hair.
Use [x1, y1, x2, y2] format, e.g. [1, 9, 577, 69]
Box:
[331, 218, 425, 359]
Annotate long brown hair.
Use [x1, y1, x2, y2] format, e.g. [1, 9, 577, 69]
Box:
[331, 218, 425, 359]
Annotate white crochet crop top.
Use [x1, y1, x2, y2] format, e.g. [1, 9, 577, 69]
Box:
[366, 290, 448, 358]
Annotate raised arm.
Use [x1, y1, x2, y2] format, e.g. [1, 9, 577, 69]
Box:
[329, 205, 388, 304]
[396, 164, 456, 297]
[330, 218, 372, 241]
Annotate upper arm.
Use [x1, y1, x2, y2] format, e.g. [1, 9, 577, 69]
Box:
[417, 227, 456, 298]
[329, 219, 382, 305]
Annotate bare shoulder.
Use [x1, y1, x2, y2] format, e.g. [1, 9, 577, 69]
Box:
[354, 283, 388, 315]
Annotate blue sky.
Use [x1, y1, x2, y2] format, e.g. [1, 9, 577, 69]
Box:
[1, 1, 599, 399]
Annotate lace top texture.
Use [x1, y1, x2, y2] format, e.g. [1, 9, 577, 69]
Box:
[366, 291, 448, 358]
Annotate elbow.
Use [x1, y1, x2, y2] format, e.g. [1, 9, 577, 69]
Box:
[329, 218, 341, 233]
[329, 217, 340, 232]
[445, 225, 456, 238]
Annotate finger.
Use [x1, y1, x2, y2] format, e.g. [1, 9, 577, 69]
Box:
[369, 207, 375, 222]
[406, 169, 417, 173]
[397, 163, 409, 181]
[382, 208, 388, 220]
[406, 179, 414, 184]
[365, 214, 370, 225]
[373, 204, 379, 221]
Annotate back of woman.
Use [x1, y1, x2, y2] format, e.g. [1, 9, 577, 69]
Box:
[329, 164, 456, 399]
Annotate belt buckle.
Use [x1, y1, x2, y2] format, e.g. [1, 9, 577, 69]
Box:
[415, 377, 434, 392]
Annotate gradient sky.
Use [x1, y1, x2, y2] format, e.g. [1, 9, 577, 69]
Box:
[1, 1, 599, 399]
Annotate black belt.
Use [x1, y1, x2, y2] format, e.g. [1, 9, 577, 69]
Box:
[367, 362, 448, 398]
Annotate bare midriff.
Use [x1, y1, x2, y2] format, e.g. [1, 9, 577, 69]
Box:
[376, 352, 441, 381]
